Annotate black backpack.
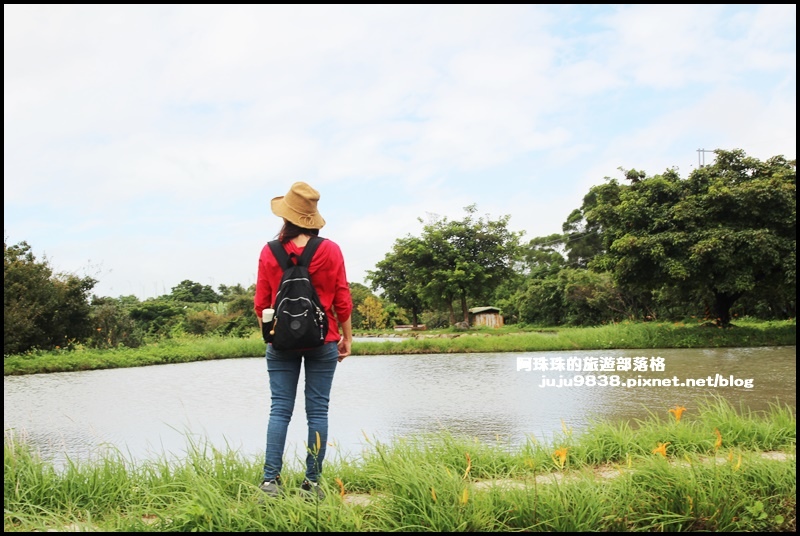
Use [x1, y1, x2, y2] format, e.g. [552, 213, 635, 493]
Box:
[263, 236, 329, 350]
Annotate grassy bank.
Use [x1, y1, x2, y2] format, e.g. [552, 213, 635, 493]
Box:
[4, 397, 795, 532]
[4, 319, 795, 376]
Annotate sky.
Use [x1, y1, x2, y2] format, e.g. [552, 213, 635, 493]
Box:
[4, 4, 796, 300]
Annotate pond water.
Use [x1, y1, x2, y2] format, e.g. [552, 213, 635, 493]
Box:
[3, 346, 795, 471]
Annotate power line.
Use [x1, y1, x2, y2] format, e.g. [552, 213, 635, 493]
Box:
[529, 229, 597, 250]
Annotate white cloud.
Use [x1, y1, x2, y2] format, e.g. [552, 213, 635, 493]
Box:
[4, 4, 795, 299]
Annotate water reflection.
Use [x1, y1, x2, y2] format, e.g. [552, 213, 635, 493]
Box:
[4, 346, 795, 471]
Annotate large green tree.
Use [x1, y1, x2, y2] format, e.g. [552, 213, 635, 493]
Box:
[421, 205, 523, 322]
[369, 205, 523, 325]
[562, 207, 604, 268]
[366, 237, 429, 327]
[582, 149, 796, 326]
[516, 268, 628, 327]
[4, 239, 97, 354]
[522, 233, 567, 277]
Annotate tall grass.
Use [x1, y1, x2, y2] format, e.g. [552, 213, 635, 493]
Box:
[5, 397, 795, 532]
[4, 319, 795, 376]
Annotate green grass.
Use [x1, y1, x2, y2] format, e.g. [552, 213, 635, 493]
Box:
[4, 397, 795, 532]
[4, 318, 795, 376]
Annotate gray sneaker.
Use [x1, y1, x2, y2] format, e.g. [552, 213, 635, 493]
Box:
[300, 479, 325, 501]
[259, 476, 284, 498]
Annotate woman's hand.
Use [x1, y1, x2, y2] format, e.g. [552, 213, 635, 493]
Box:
[337, 316, 353, 362]
[337, 337, 351, 362]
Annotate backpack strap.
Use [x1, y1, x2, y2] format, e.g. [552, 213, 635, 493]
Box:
[297, 236, 325, 267]
[268, 236, 325, 270]
[268, 240, 292, 270]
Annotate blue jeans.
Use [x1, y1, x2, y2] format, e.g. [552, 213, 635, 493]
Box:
[263, 341, 338, 483]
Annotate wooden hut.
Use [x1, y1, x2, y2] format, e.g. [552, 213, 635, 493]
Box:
[468, 307, 504, 328]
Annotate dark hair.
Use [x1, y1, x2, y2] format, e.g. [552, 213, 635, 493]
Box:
[278, 219, 319, 243]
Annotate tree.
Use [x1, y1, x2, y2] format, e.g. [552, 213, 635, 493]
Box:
[51, 274, 97, 347]
[168, 280, 221, 303]
[218, 283, 248, 301]
[583, 149, 796, 326]
[369, 206, 523, 326]
[184, 310, 227, 336]
[5, 240, 53, 354]
[216, 283, 255, 318]
[418, 205, 523, 323]
[4, 239, 97, 354]
[88, 296, 143, 349]
[366, 236, 429, 327]
[562, 208, 604, 268]
[348, 282, 374, 330]
[128, 301, 186, 337]
[357, 295, 389, 330]
[522, 233, 567, 277]
[515, 268, 627, 327]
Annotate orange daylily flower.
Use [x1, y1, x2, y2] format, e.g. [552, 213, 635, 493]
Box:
[463, 452, 472, 479]
[335, 477, 345, 499]
[714, 428, 723, 450]
[553, 447, 569, 468]
[652, 442, 670, 457]
[669, 405, 687, 423]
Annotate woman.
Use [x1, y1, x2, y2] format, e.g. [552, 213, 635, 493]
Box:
[254, 181, 353, 500]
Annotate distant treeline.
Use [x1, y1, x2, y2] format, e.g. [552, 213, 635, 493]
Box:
[4, 149, 795, 356]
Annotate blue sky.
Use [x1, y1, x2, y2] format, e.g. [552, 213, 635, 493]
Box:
[4, 4, 796, 300]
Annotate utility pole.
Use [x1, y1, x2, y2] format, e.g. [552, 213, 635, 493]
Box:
[697, 148, 715, 168]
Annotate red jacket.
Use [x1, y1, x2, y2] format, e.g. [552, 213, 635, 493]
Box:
[254, 237, 352, 344]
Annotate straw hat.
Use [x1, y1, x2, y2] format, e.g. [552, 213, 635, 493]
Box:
[271, 182, 326, 229]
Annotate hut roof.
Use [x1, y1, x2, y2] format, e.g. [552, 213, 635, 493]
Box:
[468, 306, 501, 314]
